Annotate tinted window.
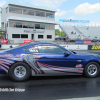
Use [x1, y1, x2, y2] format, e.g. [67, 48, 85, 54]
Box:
[23, 9, 34, 15]
[29, 10, 34, 16]
[29, 23, 34, 29]
[40, 24, 45, 29]
[35, 24, 45, 29]
[35, 24, 40, 29]
[9, 7, 22, 14]
[16, 8, 22, 14]
[9, 21, 16, 27]
[46, 13, 54, 18]
[38, 45, 66, 54]
[36, 11, 45, 17]
[16, 22, 22, 28]
[47, 35, 52, 39]
[9, 7, 16, 13]
[12, 34, 20, 38]
[23, 9, 28, 15]
[38, 35, 43, 39]
[23, 22, 29, 28]
[21, 34, 28, 38]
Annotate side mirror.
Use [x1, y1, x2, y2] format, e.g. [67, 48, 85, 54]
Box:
[64, 52, 70, 57]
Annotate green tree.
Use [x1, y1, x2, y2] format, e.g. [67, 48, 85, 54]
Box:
[55, 29, 66, 37]
[55, 29, 60, 36]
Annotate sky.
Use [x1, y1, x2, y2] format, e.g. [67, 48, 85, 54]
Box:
[0, 0, 100, 28]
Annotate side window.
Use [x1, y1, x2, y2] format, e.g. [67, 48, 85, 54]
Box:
[38, 45, 66, 54]
[24, 46, 39, 53]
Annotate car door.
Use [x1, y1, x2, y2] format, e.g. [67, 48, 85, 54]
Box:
[36, 45, 78, 75]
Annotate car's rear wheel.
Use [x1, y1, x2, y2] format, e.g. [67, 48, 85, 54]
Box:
[9, 62, 31, 81]
[84, 62, 100, 78]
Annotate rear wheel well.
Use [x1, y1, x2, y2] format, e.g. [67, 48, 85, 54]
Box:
[8, 61, 32, 75]
[9, 62, 31, 81]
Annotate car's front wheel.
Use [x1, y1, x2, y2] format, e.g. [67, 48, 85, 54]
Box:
[84, 62, 100, 78]
[9, 62, 31, 81]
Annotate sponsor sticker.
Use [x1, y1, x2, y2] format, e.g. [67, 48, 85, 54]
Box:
[88, 45, 100, 50]
[76, 64, 82, 68]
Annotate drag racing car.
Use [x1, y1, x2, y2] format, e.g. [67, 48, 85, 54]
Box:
[0, 42, 100, 81]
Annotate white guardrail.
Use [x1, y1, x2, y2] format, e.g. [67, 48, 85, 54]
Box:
[60, 45, 88, 50]
[1, 44, 88, 50]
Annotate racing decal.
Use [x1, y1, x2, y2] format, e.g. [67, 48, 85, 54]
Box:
[38, 62, 83, 74]
[76, 64, 83, 68]
[0, 57, 22, 73]
[23, 54, 83, 75]
[29, 48, 38, 52]
[0, 58, 15, 73]
[0, 54, 21, 58]
[23, 54, 45, 75]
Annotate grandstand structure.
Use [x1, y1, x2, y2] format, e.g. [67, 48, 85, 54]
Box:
[59, 20, 100, 41]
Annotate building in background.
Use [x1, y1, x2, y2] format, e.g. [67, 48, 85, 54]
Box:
[1, 2, 58, 43]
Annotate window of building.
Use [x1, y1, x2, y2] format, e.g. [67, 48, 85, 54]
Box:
[36, 11, 45, 17]
[46, 13, 54, 18]
[16, 8, 22, 14]
[47, 35, 52, 39]
[38, 35, 43, 39]
[21, 34, 28, 38]
[28, 23, 34, 29]
[29, 10, 34, 16]
[35, 24, 40, 29]
[9, 21, 22, 28]
[9, 7, 16, 13]
[12, 34, 20, 38]
[35, 24, 45, 29]
[16, 22, 22, 28]
[46, 24, 54, 30]
[46, 24, 50, 30]
[40, 24, 45, 29]
[23, 9, 34, 16]
[9, 7, 22, 14]
[9, 21, 16, 27]
[49, 25, 54, 30]
[23, 22, 29, 28]
[23, 9, 29, 15]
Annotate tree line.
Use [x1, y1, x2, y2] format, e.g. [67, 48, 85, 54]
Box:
[55, 29, 66, 37]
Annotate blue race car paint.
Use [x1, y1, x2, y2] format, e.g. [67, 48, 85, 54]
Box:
[0, 42, 100, 76]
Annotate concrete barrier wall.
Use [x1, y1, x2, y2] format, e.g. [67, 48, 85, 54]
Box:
[1, 45, 19, 49]
[1, 44, 88, 50]
[60, 45, 88, 50]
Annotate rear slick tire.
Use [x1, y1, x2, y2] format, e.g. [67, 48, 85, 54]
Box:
[9, 62, 31, 82]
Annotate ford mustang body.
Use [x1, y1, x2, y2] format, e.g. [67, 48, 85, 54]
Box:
[0, 42, 100, 81]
